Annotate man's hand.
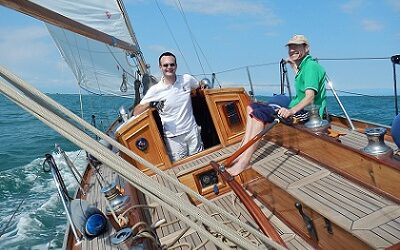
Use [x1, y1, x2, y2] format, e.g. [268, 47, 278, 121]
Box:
[277, 107, 294, 118]
[199, 78, 210, 89]
[149, 100, 165, 111]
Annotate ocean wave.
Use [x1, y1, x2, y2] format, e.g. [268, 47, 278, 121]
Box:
[0, 150, 87, 250]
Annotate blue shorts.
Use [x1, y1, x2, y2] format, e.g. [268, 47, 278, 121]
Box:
[249, 95, 309, 123]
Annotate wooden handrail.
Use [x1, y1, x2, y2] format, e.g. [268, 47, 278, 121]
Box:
[210, 161, 287, 247]
[224, 118, 280, 168]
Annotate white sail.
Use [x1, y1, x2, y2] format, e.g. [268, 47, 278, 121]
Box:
[47, 24, 138, 96]
[30, 0, 147, 96]
[30, 0, 134, 43]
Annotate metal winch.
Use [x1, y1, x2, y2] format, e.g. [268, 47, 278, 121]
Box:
[101, 181, 130, 215]
[362, 127, 393, 157]
[111, 227, 147, 250]
[304, 105, 330, 133]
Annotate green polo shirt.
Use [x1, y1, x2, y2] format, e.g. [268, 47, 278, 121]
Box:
[288, 55, 326, 117]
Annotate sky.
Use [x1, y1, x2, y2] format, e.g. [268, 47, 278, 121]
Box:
[0, 0, 399, 96]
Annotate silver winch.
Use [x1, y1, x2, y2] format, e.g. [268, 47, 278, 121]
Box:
[111, 227, 147, 250]
[101, 181, 130, 215]
[304, 105, 330, 133]
[362, 127, 393, 157]
[111, 227, 133, 249]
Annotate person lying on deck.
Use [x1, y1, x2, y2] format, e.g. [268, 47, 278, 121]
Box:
[134, 51, 206, 162]
[227, 34, 327, 176]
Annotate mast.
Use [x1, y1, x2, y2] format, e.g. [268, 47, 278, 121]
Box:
[116, 0, 149, 75]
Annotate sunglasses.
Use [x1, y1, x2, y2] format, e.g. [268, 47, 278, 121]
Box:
[162, 63, 176, 68]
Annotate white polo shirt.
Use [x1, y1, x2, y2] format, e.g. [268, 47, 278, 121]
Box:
[140, 74, 199, 137]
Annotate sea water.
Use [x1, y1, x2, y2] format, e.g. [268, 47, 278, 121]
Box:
[0, 93, 398, 249]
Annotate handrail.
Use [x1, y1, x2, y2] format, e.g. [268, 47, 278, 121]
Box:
[210, 160, 287, 247]
[43, 154, 82, 245]
[209, 117, 288, 247]
[326, 76, 356, 130]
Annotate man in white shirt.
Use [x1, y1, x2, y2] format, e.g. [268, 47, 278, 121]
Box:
[134, 52, 204, 161]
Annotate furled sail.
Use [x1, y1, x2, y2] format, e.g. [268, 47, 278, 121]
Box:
[29, 0, 149, 97]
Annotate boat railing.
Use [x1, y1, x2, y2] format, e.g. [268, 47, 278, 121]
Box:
[196, 55, 399, 128]
[325, 75, 356, 130]
[42, 154, 82, 245]
[391, 54, 400, 115]
[55, 144, 86, 195]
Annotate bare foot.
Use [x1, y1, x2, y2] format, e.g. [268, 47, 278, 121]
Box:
[227, 161, 252, 176]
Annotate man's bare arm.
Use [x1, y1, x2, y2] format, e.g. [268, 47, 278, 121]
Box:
[133, 103, 150, 116]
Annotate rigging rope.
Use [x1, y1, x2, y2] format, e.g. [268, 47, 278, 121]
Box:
[154, 0, 192, 73]
[213, 62, 279, 75]
[331, 89, 379, 97]
[0, 66, 285, 250]
[175, 0, 206, 77]
[316, 56, 391, 61]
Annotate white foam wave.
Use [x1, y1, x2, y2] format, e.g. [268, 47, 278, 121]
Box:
[38, 193, 61, 213]
[17, 216, 45, 235]
[29, 150, 88, 194]
[0, 149, 88, 249]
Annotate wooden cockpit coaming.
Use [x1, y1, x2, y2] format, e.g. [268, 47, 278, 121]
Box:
[115, 88, 250, 175]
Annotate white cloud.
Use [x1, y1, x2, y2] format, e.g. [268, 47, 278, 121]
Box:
[340, 0, 364, 13]
[162, 0, 281, 26]
[386, 0, 400, 12]
[0, 25, 52, 66]
[0, 25, 78, 92]
[147, 44, 169, 53]
[361, 19, 384, 32]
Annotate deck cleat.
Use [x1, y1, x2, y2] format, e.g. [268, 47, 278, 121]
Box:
[362, 127, 393, 157]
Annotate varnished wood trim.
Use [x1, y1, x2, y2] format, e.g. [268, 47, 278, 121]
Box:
[210, 161, 287, 247]
[245, 178, 373, 250]
[265, 123, 400, 203]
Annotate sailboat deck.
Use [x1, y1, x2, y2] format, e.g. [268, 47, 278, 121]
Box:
[79, 162, 311, 249]
[330, 124, 398, 151]
[77, 124, 399, 249]
[164, 125, 400, 249]
[147, 173, 312, 249]
[251, 137, 400, 249]
[78, 166, 119, 250]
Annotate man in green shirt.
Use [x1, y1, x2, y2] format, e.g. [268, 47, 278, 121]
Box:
[280, 35, 326, 118]
[227, 34, 327, 176]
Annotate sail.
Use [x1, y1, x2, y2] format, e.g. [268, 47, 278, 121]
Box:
[30, 0, 134, 44]
[47, 24, 138, 96]
[29, 0, 147, 96]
